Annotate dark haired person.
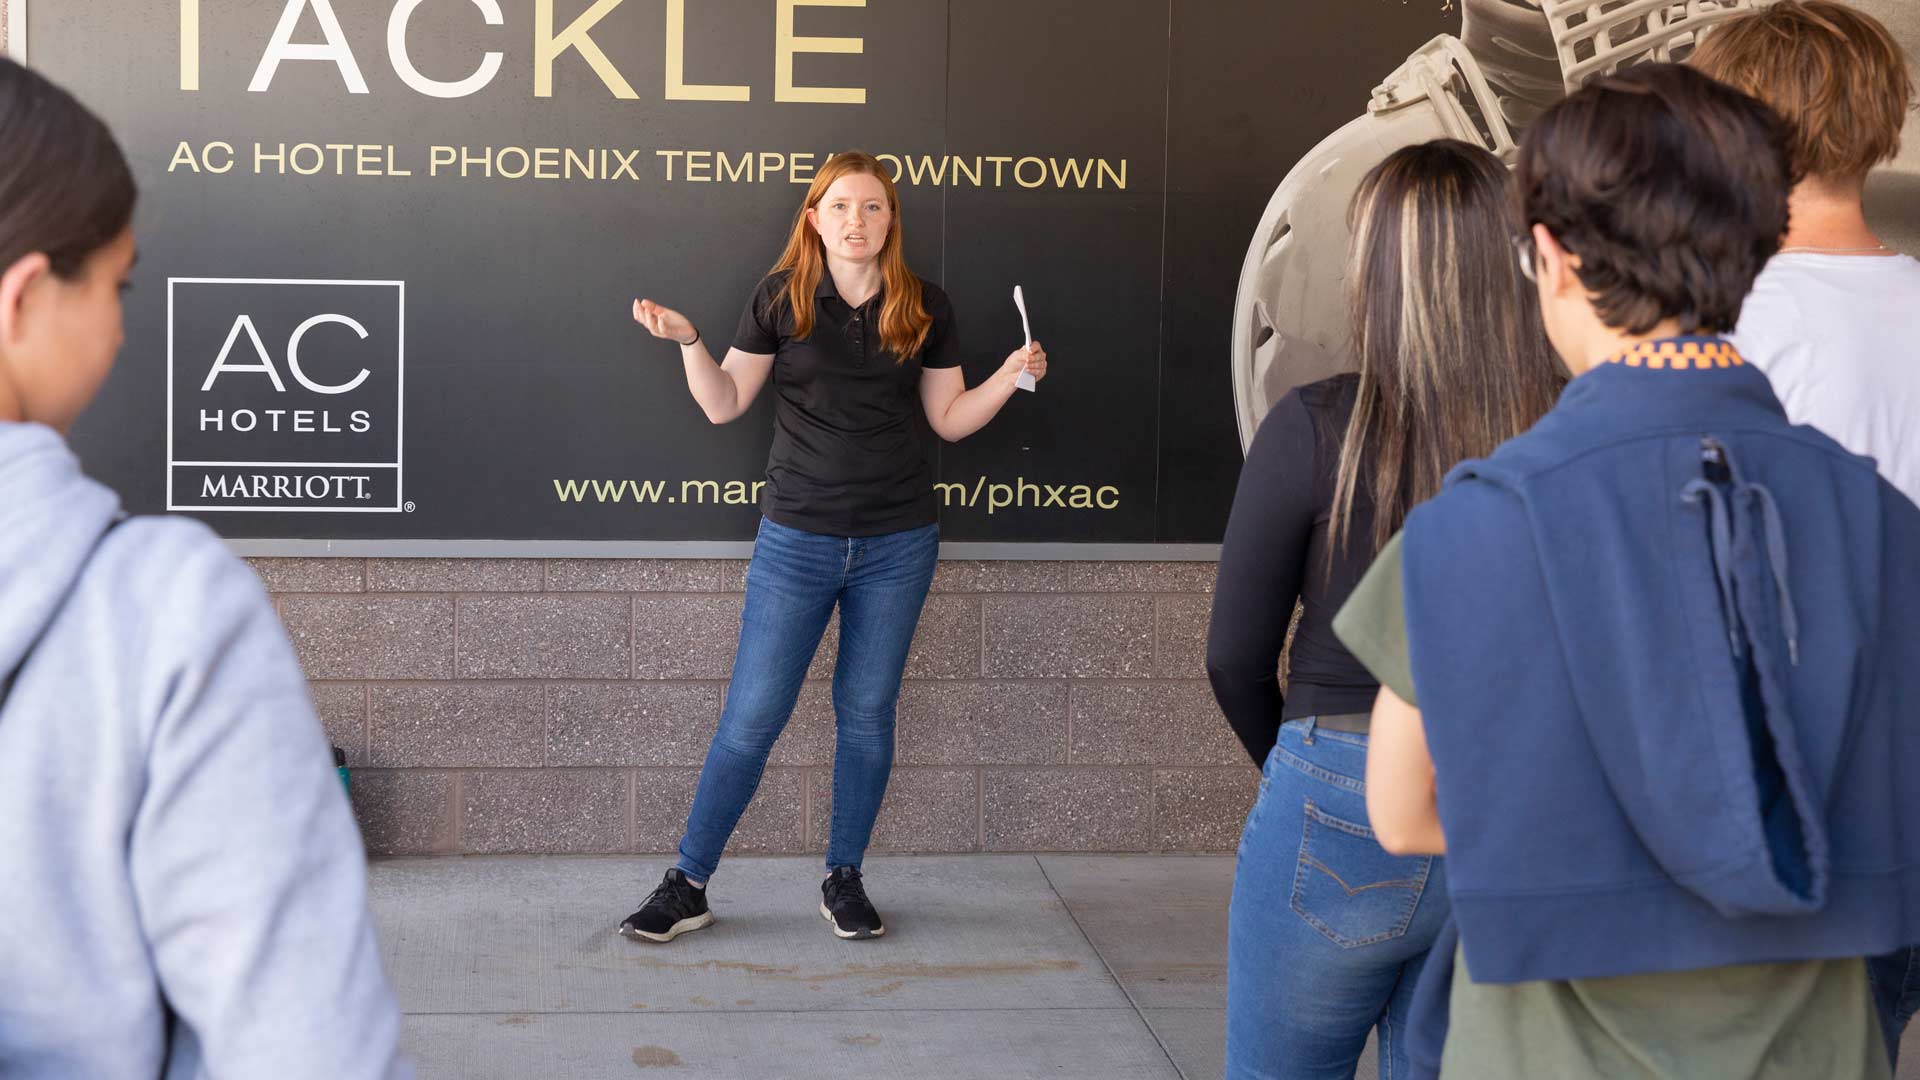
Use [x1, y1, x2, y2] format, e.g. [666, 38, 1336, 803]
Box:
[1206, 139, 1562, 1080]
[1694, 6, 1920, 1062]
[1334, 63, 1919, 1078]
[0, 59, 407, 1078]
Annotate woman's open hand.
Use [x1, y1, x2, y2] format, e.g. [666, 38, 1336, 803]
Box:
[633, 299, 698, 346]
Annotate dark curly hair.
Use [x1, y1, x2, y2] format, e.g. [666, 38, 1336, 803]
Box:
[1515, 63, 1791, 335]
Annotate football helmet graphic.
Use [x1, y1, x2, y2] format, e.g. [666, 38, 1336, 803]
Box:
[1229, 0, 1775, 450]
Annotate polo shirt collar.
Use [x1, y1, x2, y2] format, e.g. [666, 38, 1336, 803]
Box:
[813, 272, 884, 307]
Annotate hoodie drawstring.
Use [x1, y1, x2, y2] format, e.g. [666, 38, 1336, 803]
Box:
[1682, 440, 1801, 667]
[1743, 483, 1801, 667]
[1682, 477, 1741, 656]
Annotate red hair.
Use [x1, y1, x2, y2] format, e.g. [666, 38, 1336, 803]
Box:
[769, 151, 931, 363]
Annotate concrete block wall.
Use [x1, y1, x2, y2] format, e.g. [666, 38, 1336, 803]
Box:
[251, 558, 1259, 858]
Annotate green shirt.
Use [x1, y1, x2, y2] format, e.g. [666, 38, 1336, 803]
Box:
[1330, 534, 1888, 1080]
[1445, 944, 1886, 1079]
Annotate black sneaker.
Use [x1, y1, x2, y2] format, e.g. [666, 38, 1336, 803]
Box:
[619, 869, 714, 943]
[820, 866, 885, 940]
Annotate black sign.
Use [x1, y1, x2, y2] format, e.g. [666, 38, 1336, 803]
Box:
[34, 0, 1450, 548]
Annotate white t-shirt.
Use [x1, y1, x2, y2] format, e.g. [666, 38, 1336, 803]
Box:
[1730, 252, 1920, 507]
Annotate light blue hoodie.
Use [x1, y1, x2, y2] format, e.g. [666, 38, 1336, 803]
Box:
[0, 422, 408, 1078]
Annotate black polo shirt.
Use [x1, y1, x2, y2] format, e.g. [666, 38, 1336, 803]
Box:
[732, 270, 962, 537]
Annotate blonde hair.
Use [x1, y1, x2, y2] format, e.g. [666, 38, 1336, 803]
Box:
[1691, 0, 1914, 182]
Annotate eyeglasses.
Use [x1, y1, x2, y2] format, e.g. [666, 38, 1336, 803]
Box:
[1511, 231, 1537, 283]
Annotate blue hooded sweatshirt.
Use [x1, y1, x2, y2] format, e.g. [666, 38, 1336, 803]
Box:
[1398, 336, 1920, 1012]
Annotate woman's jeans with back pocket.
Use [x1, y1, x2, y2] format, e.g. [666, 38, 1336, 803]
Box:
[1226, 718, 1450, 1080]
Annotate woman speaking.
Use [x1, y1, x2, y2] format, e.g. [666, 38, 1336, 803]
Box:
[622, 151, 1046, 944]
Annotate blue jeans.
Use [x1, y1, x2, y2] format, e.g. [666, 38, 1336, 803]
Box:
[1870, 946, 1919, 1068]
[674, 517, 938, 883]
[1227, 719, 1450, 1080]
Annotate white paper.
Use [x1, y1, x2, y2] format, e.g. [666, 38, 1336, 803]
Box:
[1013, 285, 1037, 392]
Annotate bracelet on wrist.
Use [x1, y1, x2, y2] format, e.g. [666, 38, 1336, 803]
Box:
[680, 328, 700, 347]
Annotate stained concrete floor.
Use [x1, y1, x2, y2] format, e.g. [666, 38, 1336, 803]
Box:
[370, 854, 1919, 1080]
[372, 855, 1246, 1080]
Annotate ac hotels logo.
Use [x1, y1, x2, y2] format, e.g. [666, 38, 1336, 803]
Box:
[168, 278, 405, 512]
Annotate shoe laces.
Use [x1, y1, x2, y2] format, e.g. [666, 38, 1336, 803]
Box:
[824, 867, 869, 909]
[644, 873, 700, 919]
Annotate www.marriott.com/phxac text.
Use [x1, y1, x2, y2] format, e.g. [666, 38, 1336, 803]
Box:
[553, 477, 1122, 514]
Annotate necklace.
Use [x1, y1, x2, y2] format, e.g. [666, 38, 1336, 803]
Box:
[1778, 243, 1893, 254]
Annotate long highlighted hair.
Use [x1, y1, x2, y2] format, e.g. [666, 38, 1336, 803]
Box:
[1330, 140, 1564, 560]
[768, 151, 931, 363]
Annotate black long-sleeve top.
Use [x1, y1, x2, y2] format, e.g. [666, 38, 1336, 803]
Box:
[1207, 375, 1384, 766]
